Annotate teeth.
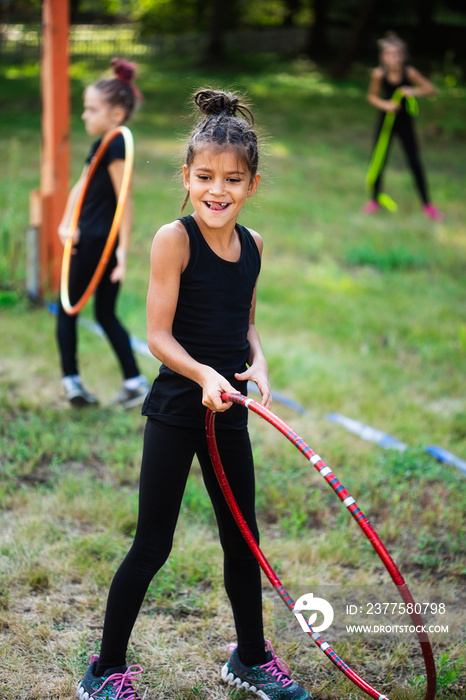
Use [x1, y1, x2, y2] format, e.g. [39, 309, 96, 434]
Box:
[206, 202, 229, 209]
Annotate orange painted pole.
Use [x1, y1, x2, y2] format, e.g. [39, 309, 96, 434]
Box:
[40, 0, 70, 295]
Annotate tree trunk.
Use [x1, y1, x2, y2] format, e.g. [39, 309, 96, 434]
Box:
[283, 0, 301, 27]
[413, 0, 435, 54]
[332, 0, 377, 78]
[204, 0, 238, 64]
[70, 0, 82, 24]
[305, 0, 329, 59]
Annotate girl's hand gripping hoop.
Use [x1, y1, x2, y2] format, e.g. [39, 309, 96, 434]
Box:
[60, 126, 134, 316]
[206, 393, 436, 700]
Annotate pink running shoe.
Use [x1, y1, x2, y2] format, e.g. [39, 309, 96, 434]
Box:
[423, 203, 444, 221]
[362, 200, 381, 215]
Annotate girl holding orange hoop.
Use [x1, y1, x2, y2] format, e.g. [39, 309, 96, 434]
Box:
[57, 59, 149, 407]
[76, 90, 310, 700]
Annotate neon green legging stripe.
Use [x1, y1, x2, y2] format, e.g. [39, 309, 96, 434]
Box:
[365, 88, 418, 211]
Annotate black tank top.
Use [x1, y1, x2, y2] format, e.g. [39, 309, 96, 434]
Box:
[79, 133, 125, 240]
[381, 67, 412, 117]
[142, 215, 261, 430]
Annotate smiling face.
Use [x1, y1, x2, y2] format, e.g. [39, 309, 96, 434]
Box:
[82, 85, 124, 137]
[183, 146, 260, 232]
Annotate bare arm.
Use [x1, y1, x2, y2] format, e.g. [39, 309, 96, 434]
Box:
[367, 68, 401, 113]
[146, 222, 239, 412]
[58, 165, 89, 245]
[108, 158, 132, 283]
[234, 231, 272, 408]
[402, 66, 437, 98]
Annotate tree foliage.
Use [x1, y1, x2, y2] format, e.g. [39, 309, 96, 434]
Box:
[4, 0, 465, 71]
[5, 0, 466, 32]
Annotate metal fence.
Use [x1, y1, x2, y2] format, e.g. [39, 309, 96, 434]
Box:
[0, 23, 309, 64]
[1, 21, 464, 67]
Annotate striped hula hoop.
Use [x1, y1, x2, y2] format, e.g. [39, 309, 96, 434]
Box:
[205, 393, 436, 700]
[60, 126, 134, 316]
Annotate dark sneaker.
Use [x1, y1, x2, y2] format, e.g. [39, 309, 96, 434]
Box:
[76, 654, 143, 700]
[221, 640, 311, 700]
[62, 376, 99, 407]
[112, 375, 150, 409]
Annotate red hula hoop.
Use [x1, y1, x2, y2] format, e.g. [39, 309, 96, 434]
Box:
[205, 393, 437, 700]
[60, 126, 134, 316]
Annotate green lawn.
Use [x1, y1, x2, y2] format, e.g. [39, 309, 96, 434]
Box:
[0, 57, 465, 699]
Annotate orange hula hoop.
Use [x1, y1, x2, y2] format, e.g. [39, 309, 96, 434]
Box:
[60, 126, 134, 316]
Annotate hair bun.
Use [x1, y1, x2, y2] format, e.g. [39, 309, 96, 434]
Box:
[194, 89, 254, 125]
[377, 31, 407, 56]
[194, 90, 235, 115]
[111, 58, 135, 84]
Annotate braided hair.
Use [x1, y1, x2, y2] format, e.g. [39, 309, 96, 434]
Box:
[92, 58, 142, 123]
[182, 89, 259, 211]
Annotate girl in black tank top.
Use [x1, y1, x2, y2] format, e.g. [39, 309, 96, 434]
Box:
[142, 213, 261, 429]
[56, 59, 149, 408]
[77, 90, 311, 700]
[363, 32, 443, 220]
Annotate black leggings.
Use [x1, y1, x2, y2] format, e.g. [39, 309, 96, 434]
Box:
[56, 236, 139, 379]
[372, 113, 430, 205]
[96, 419, 265, 673]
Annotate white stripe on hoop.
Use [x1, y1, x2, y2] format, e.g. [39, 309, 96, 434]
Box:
[310, 454, 322, 464]
[343, 496, 355, 507]
[319, 466, 332, 477]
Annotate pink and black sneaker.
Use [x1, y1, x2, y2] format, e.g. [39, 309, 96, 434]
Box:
[76, 655, 143, 700]
[221, 640, 311, 699]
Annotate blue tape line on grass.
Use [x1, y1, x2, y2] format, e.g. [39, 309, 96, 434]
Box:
[47, 302, 154, 358]
[326, 412, 408, 451]
[425, 446, 466, 475]
[247, 381, 307, 415]
[46, 301, 464, 474]
[47, 301, 59, 314]
[46, 302, 306, 411]
[326, 413, 465, 476]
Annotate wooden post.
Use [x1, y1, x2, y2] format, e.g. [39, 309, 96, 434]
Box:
[39, 0, 70, 296]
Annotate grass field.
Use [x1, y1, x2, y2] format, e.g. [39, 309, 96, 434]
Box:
[0, 56, 465, 699]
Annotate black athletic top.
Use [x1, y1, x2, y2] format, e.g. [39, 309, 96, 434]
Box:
[79, 133, 125, 240]
[142, 214, 261, 430]
[381, 67, 412, 117]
